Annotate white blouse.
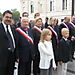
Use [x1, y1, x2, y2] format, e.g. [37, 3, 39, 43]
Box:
[38, 41, 56, 69]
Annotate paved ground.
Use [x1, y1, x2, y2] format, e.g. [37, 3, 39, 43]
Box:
[14, 59, 75, 75]
[67, 60, 75, 75]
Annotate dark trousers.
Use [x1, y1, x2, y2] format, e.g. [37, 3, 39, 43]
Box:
[0, 51, 15, 75]
[33, 54, 40, 75]
[18, 60, 31, 75]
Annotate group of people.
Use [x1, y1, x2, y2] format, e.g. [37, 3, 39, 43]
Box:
[0, 10, 75, 75]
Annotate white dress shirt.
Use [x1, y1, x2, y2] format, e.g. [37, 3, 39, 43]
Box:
[38, 41, 56, 69]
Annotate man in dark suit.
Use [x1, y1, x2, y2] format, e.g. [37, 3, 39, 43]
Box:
[69, 16, 75, 59]
[59, 16, 72, 39]
[0, 10, 16, 75]
[16, 17, 34, 75]
[45, 17, 49, 28]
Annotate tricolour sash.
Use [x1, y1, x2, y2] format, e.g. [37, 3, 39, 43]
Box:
[33, 26, 42, 33]
[48, 26, 58, 38]
[16, 28, 33, 44]
[61, 22, 69, 29]
[69, 22, 75, 29]
[48, 26, 59, 43]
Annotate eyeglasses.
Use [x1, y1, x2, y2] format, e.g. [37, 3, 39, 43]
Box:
[5, 16, 12, 19]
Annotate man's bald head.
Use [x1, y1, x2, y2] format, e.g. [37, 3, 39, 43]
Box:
[64, 16, 70, 23]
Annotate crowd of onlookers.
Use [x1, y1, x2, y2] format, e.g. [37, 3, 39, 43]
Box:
[0, 10, 75, 75]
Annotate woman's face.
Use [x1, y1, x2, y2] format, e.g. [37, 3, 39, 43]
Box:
[36, 19, 42, 28]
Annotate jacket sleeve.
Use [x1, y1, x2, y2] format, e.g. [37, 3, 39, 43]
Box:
[15, 30, 20, 59]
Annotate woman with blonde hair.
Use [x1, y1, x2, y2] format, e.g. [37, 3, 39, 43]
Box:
[49, 17, 57, 26]
[48, 17, 59, 66]
[38, 29, 56, 75]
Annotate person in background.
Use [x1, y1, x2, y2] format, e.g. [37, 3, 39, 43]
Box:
[45, 17, 49, 28]
[38, 29, 56, 75]
[0, 17, 2, 23]
[34, 13, 40, 19]
[57, 28, 72, 75]
[22, 12, 29, 17]
[11, 19, 17, 28]
[59, 16, 71, 39]
[29, 13, 40, 28]
[17, 12, 29, 27]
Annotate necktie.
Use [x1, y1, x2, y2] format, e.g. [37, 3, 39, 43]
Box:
[6, 25, 14, 52]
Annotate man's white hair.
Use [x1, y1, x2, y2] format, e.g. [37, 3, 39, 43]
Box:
[21, 17, 29, 22]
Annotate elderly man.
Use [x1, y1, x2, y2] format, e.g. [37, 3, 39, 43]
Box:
[16, 17, 34, 75]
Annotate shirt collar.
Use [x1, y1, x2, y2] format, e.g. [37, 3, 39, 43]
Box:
[2, 21, 10, 32]
[63, 37, 68, 41]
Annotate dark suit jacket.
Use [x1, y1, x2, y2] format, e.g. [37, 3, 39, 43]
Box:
[0, 23, 16, 67]
[15, 27, 34, 62]
[31, 26, 41, 55]
[48, 25, 60, 63]
[58, 38, 72, 63]
[69, 22, 75, 37]
[59, 22, 72, 39]
[69, 22, 75, 52]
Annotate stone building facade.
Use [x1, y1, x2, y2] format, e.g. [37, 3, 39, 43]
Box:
[20, 0, 75, 22]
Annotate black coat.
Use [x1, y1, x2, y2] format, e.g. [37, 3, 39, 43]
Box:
[59, 22, 72, 39]
[0, 23, 16, 75]
[58, 38, 72, 63]
[69, 22, 75, 37]
[15, 27, 34, 62]
[48, 25, 60, 63]
[31, 26, 41, 55]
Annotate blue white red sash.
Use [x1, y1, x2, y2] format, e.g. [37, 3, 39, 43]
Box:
[61, 22, 69, 29]
[48, 26, 59, 43]
[16, 28, 34, 44]
[48, 26, 58, 39]
[33, 26, 42, 33]
[69, 22, 75, 29]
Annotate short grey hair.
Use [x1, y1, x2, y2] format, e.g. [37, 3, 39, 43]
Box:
[21, 17, 29, 22]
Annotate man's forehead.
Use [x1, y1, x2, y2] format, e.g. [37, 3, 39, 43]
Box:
[4, 13, 12, 16]
[21, 17, 29, 21]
